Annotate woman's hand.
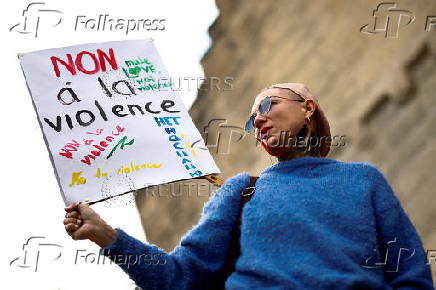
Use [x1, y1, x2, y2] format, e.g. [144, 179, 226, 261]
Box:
[64, 202, 118, 248]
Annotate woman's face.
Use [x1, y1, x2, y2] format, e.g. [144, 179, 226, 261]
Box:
[251, 88, 314, 148]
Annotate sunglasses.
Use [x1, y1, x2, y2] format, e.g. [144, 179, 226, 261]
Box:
[245, 95, 305, 133]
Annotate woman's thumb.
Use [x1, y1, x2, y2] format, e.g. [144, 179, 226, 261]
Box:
[77, 203, 91, 215]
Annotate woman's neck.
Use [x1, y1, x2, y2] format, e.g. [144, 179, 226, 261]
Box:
[277, 146, 319, 162]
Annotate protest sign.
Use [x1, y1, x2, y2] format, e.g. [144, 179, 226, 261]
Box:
[19, 39, 220, 205]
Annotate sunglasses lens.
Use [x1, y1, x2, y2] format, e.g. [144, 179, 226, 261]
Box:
[245, 116, 255, 133]
[258, 96, 271, 115]
[245, 96, 272, 133]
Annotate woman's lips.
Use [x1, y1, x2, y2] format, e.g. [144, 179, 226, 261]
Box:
[260, 127, 272, 139]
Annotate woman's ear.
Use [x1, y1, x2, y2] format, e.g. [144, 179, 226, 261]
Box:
[304, 99, 316, 118]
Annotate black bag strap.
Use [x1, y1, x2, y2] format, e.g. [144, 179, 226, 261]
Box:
[218, 176, 259, 288]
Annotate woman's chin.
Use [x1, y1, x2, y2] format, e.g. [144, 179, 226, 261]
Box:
[266, 136, 279, 147]
[261, 139, 291, 157]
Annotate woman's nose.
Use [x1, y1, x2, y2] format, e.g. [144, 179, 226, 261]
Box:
[254, 113, 267, 129]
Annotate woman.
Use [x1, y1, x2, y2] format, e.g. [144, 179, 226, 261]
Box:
[64, 83, 434, 289]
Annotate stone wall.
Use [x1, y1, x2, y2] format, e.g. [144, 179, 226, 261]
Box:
[136, 0, 436, 282]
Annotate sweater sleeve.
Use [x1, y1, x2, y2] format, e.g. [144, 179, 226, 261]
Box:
[100, 172, 250, 290]
[368, 165, 434, 289]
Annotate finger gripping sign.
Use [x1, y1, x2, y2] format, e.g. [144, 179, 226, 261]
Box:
[19, 39, 220, 206]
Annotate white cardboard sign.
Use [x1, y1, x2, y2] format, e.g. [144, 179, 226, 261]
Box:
[19, 39, 220, 205]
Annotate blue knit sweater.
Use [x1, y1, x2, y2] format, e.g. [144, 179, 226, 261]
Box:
[101, 156, 434, 289]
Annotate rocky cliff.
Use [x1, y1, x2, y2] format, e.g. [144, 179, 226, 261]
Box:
[137, 0, 436, 281]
